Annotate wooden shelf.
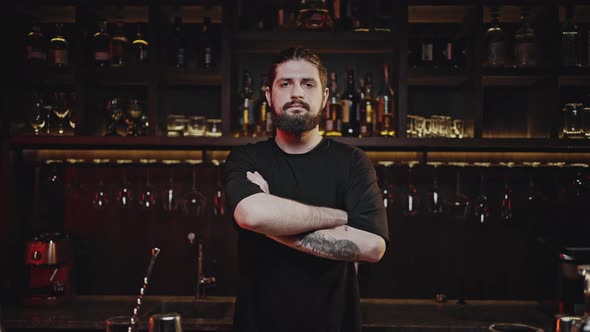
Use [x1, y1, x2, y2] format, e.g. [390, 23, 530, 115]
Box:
[482, 75, 545, 87]
[235, 31, 395, 54]
[408, 72, 469, 87]
[558, 75, 590, 87]
[8, 135, 590, 153]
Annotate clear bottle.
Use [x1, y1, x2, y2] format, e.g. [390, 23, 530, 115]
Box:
[200, 16, 214, 69]
[378, 64, 396, 137]
[26, 20, 47, 64]
[169, 16, 186, 68]
[561, 3, 581, 68]
[93, 19, 111, 67]
[514, 7, 536, 67]
[325, 72, 343, 137]
[341, 69, 360, 137]
[49, 23, 68, 67]
[132, 24, 149, 64]
[111, 19, 128, 66]
[485, 7, 506, 67]
[296, 0, 333, 31]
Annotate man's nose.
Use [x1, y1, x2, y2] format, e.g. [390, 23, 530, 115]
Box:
[290, 84, 304, 99]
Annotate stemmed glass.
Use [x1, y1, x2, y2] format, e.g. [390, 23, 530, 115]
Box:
[139, 168, 156, 209]
[92, 180, 109, 209]
[30, 93, 46, 135]
[449, 165, 471, 221]
[117, 172, 133, 208]
[212, 164, 226, 217]
[183, 165, 207, 216]
[52, 92, 71, 135]
[424, 164, 445, 216]
[401, 165, 420, 217]
[499, 171, 513, 222]
[473, 173, 490, 224]
[162, 168, 181, 212]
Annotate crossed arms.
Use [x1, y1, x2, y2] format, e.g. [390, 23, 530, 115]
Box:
[233, 171, 386, 263]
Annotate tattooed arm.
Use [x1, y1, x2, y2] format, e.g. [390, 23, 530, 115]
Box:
[267, 225, 386, 263]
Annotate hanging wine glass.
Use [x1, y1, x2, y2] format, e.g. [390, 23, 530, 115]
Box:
[139, 168, 156, 209]
[473, 172, 490, 224]
[376, 163, 396, 216]
[401, 164, 420, 218]
[162, 168, 181, 212]
[499, 171, 513, 222]
[449, 165, 470, 221]
[424, 164, 445, 216]
[117, 172, 133, 208]
[212, 164, 226, 217]
[92, 180, 109, 209]
[183, 165, 207, 216]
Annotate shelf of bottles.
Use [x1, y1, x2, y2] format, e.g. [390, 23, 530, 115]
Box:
[19, 4, 224, 139]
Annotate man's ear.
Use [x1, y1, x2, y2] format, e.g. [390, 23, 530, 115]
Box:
[265, 87, 272, 107]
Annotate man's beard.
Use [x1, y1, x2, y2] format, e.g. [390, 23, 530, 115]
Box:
[271, 100, 323, 136]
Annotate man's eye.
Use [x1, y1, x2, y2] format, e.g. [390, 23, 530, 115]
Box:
[304, 83, 314, 88]
[280, 82, 290, 87]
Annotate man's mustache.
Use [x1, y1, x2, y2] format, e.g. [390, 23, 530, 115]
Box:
[282, 100, 311, 111]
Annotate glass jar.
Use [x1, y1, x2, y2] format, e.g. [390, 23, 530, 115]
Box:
[206, 119, 223, 137]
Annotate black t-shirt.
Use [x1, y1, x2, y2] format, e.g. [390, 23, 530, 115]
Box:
[224, 137, 388, 332]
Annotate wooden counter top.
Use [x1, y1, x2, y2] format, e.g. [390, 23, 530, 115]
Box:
[2, 296, 555, 331]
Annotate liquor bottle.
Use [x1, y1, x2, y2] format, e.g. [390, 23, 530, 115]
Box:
[169, 16, 186, 68]
[359, 73, 376, 137]
[199, 16, 214, 69]
[296, 0, 333, 31]
[111, 19, 128, 66]
[132, 24, 149, 64]
[450, 168, 470, 221]
[238, 70, 254, 137]
[561, 3, 581, 68]
[26, 20, 47, 64]
[378, 63, 396, 137]
[514, 7, 536, 67]
[436, 35, 454, 69]
[93, 19, 111, 67]
[485, 7, 506, 68]
[325, 72, 342, 137]
[49, 23, 68, 67]
[341, 69, 359, 137]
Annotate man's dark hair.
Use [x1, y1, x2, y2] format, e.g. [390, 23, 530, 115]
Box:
[267, 47, 328, 92]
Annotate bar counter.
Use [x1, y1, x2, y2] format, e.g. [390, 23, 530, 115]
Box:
[2, 296, 555, 331]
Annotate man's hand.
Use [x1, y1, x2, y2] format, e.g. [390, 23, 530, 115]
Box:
[247, 171, 269, 194]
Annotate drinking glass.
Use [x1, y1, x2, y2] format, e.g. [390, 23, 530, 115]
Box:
[406, 115, 416, 137]
[206, 118, 223, 137]
[106, 316, 136, 332]
[186, 116, 207, 136]
[424, 168, 445, 216]
[449, 167, 471, 221]
[139, 168, 156, 209]
[401, 166, 420, 217]
[183, 165, 207, 216]
[30, 104, 46, 135]
[414, 116, 425, 138]
[117, 175, 133, 208]
[52, 92, 70, 135]
[166, 114, 186, 137]
[562, 103, 584, 138]
[452, 119, 465, 139]
[583, 104, 590, 138]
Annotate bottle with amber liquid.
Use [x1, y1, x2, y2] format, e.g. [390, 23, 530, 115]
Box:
[359, 73, 376, 137]
[132, 24, 149, 64]
[296, 0, 333, 31]
[49, 23, 68, 67]
[26, 19, 47, 64]
[93, 19, 111, 67]
[378, 64, 396, 137]
[325, 72, 342, 137]
[111, 19, 128, 66]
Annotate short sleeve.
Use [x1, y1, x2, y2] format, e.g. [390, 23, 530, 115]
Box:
[224, 145, 264, 214]
[345, 149, 389, 243]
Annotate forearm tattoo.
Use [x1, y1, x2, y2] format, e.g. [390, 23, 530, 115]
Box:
[296, 228, 360, 261]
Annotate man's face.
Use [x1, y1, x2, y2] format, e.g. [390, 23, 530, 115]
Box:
[266, 59, 329, 135]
